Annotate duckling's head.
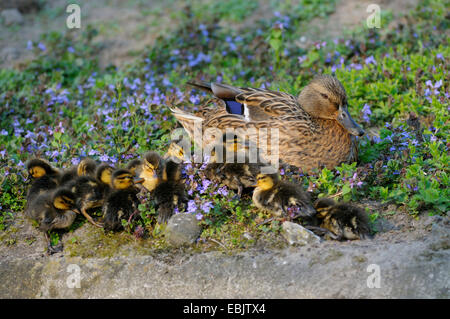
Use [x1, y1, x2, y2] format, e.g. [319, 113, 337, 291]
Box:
[26, 158, 58, 179]
[52, 188, 77, 211]
[314, 197, 336, 218]
[162, 160, 181, 182]
[126, 159, 142, 176]
[142, 151, 161, 174]
[298, 75, 364, 137]
[166, 141, 185, 161]
[77, 158, 97, 177]
[222, 132, 249, 152]
[96, 164, 114, 186]
[210, 132, 250, 163]
[111, 169, 139, 190]
[255, 173, 280, 190]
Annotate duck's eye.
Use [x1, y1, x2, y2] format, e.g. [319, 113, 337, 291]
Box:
[320, 93, 329, 100]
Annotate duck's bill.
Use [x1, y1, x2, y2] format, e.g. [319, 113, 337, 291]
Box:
[133, 178, 145, 184]
[337, 107, 365, 137]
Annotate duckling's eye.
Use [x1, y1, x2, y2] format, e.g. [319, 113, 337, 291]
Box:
[320, 93, 329, 100]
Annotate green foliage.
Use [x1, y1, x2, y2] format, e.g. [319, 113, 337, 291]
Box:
[0, 0, 448, 250]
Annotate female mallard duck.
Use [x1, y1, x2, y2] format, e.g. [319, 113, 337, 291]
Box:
[102, 169, 143, 232]
[252, 172, 316, 218]
[153, 159, 188, 224]
[25, 187, 77, 254]
[205, 132, 270, 198]
[169, 75, 364, 172]
[314, 197, 370, 240]
[66, 163, 114, 227]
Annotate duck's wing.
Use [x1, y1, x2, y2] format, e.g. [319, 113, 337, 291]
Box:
[187, 81, 310, 121]
[235, 87, 310, 121]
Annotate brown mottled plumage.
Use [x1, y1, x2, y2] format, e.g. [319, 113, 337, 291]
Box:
[314, 197, 370, 240]
[252, 173, 316, 218]
[170, 75, 364, 172]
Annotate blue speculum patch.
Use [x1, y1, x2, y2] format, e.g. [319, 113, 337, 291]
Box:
[224, 100, 244, 115]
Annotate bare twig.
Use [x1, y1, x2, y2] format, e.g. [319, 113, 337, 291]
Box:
[209, 238, 228, 250]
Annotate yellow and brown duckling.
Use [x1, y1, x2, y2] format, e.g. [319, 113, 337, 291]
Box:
[205, 132, 271, 198]
[126, 158, 144, 176]
[60, 157, 97, 185]
[66, 163, 114, 228]
[314, 197, 370, 240]
[164, 138, 187, 162]
[153, 159, 188, 224]
[102, 169, 143, 232]
[24, 187, 78, 254]
[252, 172, 316, 218]
[137, 151, 164, 193]
[25, 158, 60, 203]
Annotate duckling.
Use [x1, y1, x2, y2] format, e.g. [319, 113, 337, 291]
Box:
[60, 157, 97, 185]
[25, 158, 60, 203]
[252, 173, 316, 218]
[205, 132, 270, 198]
[164, 139, 187, 162]
[25, 187, 77, 254]
[102, 169, 143, 232]
[66, 163, 114, 228]
[153, 159, 188, 224]
[314, 198, 370, 240]
[138, 151, 164, 193]
[126, 159, 143, 176]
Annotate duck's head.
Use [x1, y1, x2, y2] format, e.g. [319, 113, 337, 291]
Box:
[112, 169, 143, 190]
[26, 158, 58, 179]
[96, 164, 114, 186]
[77, 158, 97, 177]
[162, 160, 181, 182]
[298, 75, 365, 137]
[52, 188, 77, 211]
[255, 173, 280, 190]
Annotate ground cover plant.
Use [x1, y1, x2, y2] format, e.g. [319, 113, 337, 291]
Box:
[0, 0, 448, 253]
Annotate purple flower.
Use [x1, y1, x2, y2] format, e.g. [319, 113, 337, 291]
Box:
[362, 104, 372, 123]
[67, 46, 75, 53]
[436, 53, 444, 61]
[189, 95, 200, 105]
[26, 40, 33, 50]
[71, 158, 80, 165]
[0, 129, 8, 136]
[199, 179, 212, 193]
[195, 212, 203, 221]
[217, 187, 229, 197]
[99, 154, 109, 162]
[365, 55, 376, 65]
[186, 200, 197, 214]
[37, 42, 46, 52]
[200, 201, 213, 214]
